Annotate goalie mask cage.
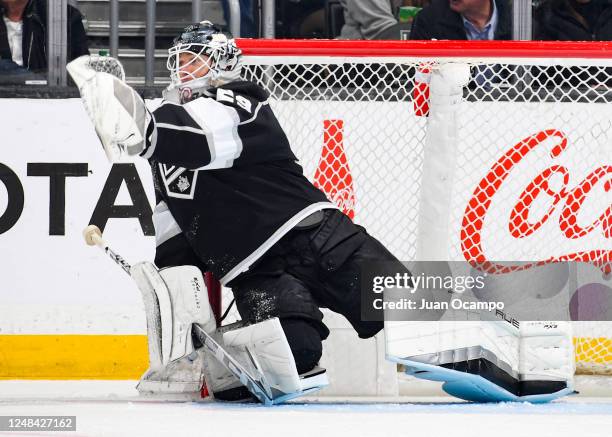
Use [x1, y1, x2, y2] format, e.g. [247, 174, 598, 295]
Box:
[217, 40, 612, 393]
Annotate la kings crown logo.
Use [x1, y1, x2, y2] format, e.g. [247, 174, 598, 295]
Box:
[159, 164, 199, 199]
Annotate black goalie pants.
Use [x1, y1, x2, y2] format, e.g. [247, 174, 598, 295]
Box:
[227, 209, 399, 374]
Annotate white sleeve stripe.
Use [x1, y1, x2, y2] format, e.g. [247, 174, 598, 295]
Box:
[208, 105, 242, 167]
[183, 97, 243, 169]
[238, 100, 269, 126]
[155, 122, 207, 136]
[141, 112, 158, 159]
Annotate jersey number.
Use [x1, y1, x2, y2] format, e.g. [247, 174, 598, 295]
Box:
[217, 88, 253, 113]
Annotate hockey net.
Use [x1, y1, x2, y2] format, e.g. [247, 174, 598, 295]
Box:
[225, 40, 612, 379]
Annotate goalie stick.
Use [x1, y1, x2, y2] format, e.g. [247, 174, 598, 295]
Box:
[82, 224, 277, 405]
[83, 224, 131, 274]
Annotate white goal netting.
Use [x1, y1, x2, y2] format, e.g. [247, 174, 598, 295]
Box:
[230, 41, 612, 376]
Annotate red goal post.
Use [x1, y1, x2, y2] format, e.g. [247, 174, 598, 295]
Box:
[212, 40, 612, 381]
[236, 39, 612, 59]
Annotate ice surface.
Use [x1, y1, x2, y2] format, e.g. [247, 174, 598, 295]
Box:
[0, 381, 611, 437]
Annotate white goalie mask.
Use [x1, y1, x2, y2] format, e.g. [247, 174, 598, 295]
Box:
[166, 21, 242, 103]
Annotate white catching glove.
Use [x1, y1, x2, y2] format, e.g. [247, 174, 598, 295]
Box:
[67, 55, 149, 162]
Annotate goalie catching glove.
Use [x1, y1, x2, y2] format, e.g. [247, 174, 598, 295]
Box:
[67, 55, 149, 162]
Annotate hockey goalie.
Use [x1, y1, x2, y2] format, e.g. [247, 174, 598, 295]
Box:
[67, 20, 574, 404]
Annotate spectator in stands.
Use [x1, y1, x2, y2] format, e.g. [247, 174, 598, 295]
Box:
[534, 0, 612, 41]
[277, 0, 326, 39]
[339, 0, 400, 39]
[409, 0, 511, 40]
[535, 1, 612, 88]
[0, 0, 89, 74]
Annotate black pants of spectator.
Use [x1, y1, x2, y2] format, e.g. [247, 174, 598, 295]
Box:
[228, 209, 398, 374]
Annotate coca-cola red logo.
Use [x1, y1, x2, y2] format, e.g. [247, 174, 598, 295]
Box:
[461, 129, 612, 274]
[314, 119, 356, 219]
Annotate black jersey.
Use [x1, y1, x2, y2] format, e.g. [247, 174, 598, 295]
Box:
[142, 81, 336, 284]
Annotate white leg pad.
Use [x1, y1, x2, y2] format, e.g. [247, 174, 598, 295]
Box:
[159, 265, 217, 362]
[130, 262, 169, 368]
[136, 349, 206, 394]
[386, 319, 574, 399]
[223, 318, 302, 396]
[131, 262, 216, 394]
[519, 321, 575, 383]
